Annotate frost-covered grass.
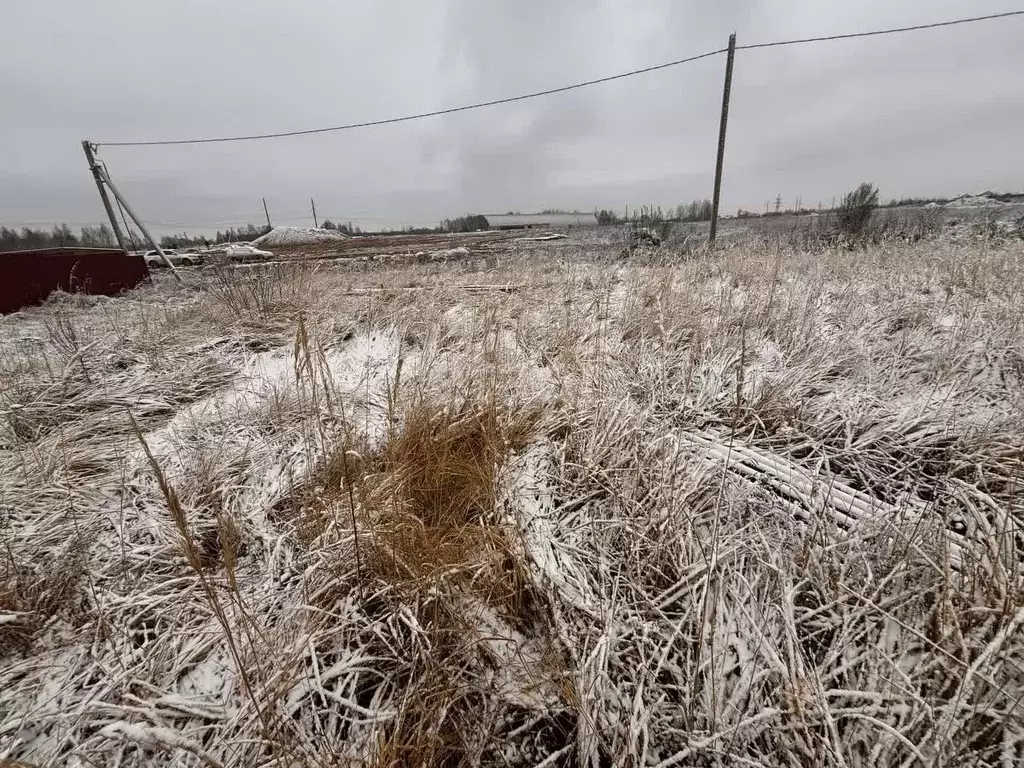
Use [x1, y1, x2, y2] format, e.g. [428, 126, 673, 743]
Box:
[2, 236, 1024, 766]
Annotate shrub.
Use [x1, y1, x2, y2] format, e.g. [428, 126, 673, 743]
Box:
[441, 214, 489, 233]
[630, 206, 672, 245]
[628, 226, 662, 249]
[837, 182, 879, 239]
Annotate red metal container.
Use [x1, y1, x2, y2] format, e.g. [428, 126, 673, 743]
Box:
[0, 248, 149, 314]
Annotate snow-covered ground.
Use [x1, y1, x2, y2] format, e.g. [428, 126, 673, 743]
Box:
[2, 234, 1024, 766]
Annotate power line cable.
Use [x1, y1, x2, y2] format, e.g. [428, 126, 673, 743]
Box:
[736, 10, 1023, 50]
[96, 9, 1023, 149]
[99, 49, 727, 147]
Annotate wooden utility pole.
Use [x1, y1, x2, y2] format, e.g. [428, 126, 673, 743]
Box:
[81, 141, 128, 252]
[311, 197, 319, 228]
[708, 32, 736, 247]
[262, 197, 272, 229]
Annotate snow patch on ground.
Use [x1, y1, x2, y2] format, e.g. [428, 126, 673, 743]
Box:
[121, 329, 411, 546]
[518, 233, 567, 242]
[460, 597, 560, 710]
[326, 328, 407, 450]
[502, 442, 595, 613]
[140, 330, 407, 466]
[140, 347, 298, 465]
[413, 246, 472, 261]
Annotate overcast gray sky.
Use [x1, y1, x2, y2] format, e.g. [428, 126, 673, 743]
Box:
[2, 0, 1022, 235]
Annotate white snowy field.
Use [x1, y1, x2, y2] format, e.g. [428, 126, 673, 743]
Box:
[2, 235, 1024, 766]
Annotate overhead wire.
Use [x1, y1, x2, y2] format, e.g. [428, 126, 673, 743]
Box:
[735, 10, 1024, 50]
[94, 10, 1024, 149]
[97, 49, 726, 147]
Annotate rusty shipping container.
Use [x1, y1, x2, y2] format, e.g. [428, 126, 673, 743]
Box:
[0, 247, 150, 314]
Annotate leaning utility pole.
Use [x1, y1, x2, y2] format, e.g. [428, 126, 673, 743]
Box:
[262, 197, 273, 229]
[708, 32, 736, 247]
[81, 140, 128, 252]
[311, 197, 319, 228]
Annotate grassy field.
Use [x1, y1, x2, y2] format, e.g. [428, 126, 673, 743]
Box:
[2, 231, 1023, 766]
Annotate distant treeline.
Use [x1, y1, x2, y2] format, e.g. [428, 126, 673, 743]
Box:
[443, 202, 716, 231]
[595, 200, 715, 226]
[0, 203, 712, 252]
[12, 189, 1017, 253]
[0, 222, 278, 253]
[158, 223, 272, 249]
[441, 214, 489, 233]
[0, 224, 118, 253]
[736, 190, 1023, 219]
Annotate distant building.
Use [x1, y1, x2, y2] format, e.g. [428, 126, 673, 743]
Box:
[483, 213, 600, 230]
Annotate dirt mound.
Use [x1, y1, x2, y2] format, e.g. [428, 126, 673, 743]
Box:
[944, 195, 1006, 209]
[252, 226, 349, 247]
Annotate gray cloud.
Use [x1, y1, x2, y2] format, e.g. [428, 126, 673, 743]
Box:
[2, 0, 1022, 235]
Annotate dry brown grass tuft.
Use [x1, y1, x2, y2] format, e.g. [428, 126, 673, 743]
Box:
[294, 396, 542, 614]
[362, 399, 537, 589]
[295, 397, 554, 766]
